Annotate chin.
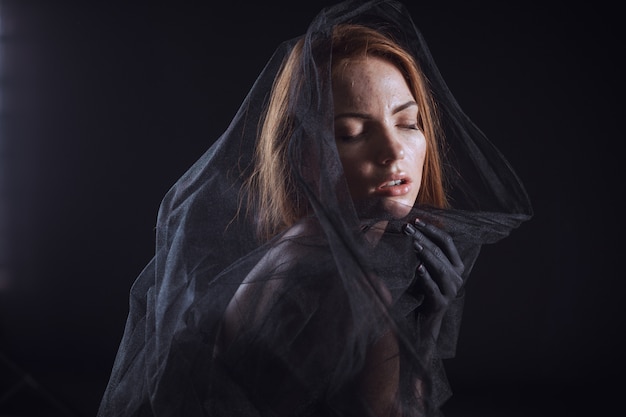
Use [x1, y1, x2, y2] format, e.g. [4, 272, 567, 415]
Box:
[382, 199, 413, 219]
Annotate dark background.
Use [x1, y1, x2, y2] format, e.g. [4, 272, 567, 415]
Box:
[0, 1, 622, 416]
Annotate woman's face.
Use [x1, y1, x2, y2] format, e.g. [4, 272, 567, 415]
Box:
[333, 56, 426, 218]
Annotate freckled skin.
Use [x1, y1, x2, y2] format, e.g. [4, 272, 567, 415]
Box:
[333, 57, 426, 218]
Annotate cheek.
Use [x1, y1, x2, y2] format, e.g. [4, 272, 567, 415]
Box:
[337, 151, 371, 199]
[337, 144, 364, 175]
[338, 155, 365, 183]
[407, 135, 427, 192]
[408, 135, 427, 169]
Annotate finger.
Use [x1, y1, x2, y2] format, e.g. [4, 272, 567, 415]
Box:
[412, 264, 451, 312]
[404, 222, 464, 293]
[424, 258, 462, 297]
[414, 219, 463, 269]
[415, 263, 440, 298]
[403, 223, 426, 253]
[404, 223, 451, 271]
[404, 221, 446, 257]
[415, 245, 463, 296]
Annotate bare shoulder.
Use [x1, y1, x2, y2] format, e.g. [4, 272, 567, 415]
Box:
[221, 217, 339, 344]
[233, 217, 334, 291]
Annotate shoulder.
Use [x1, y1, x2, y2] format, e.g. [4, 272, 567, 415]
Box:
[220, 217, 340, 345]
[252, 216, 336, 284]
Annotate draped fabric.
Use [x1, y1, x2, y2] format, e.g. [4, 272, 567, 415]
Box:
[97, 1, 532, 416]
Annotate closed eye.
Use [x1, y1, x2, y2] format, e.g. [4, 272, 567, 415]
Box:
[337, 133, 363, 142]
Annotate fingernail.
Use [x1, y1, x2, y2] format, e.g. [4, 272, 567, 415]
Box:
[417, 263, 426, 275]
[414, 242, 424, 252]
[414, 218, 426, 227]
[403, 223, 416, 234]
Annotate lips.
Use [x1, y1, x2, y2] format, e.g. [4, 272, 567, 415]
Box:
[377, 174, 409, 189]
[381, 179, 405, 188]
[375, 174, 411, 196]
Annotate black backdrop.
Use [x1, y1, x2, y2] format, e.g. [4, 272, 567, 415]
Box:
[1, 1, 623, 416]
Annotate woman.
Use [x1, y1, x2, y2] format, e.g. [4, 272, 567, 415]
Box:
[218, 23, 462, 415]
[98, 1, 532, 416]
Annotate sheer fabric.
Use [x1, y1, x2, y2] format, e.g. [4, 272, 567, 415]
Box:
[97, 1, 532, 416]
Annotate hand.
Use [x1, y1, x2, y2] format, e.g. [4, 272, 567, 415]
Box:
[402, 218, 464, 316]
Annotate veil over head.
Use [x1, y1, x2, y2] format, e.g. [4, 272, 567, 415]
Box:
[98, 1, 532, 416]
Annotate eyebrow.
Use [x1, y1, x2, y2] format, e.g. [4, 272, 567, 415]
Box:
[334, 100, 418, 120]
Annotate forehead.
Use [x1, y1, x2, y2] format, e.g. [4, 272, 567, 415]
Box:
[332, 55, 401, 80]
[332, 56, 414, 106]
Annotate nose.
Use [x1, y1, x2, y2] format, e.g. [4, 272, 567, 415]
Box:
[376, 127, 405, 165]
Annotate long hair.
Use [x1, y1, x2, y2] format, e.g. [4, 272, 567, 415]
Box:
[246, 24, 448, 241]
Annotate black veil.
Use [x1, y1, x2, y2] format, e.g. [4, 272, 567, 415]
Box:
[97, 1, 532, 416]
